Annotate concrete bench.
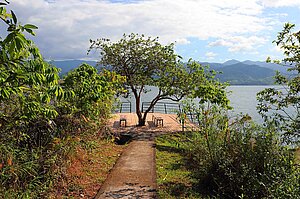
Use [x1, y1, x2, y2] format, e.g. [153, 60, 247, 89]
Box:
[152, 115, 163, 127]
[119, 115, 127, 127]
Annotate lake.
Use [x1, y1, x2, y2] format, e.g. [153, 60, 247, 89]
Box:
[119, 85, 283, 123]
[227, 85, 270, 122]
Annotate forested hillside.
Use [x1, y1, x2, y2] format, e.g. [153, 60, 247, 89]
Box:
[53, 59, 279, 85]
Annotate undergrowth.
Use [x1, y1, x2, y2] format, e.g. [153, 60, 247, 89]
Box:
[48, 131, 124, 199]
[156, 134, 204, 199]
[157, 104, 300, 199]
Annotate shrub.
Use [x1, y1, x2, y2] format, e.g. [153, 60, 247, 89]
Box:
[0, 2, 125, 197]
[182, 104, 299, 198]
[257, 23, 300, 144]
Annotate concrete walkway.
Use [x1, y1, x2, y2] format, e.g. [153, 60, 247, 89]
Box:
[94, 113, 195, 198]
[94, 138, 157, 198]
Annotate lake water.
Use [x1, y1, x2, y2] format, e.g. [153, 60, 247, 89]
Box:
[227, 85, 270, 122]
[120, 85, 282, 123]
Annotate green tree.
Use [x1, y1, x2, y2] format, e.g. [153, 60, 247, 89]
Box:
[62, 63, 125, 122]
[257, 23, 300, 144]
[0, 1, 66, 195]
[0, 1, 125, 196]
[0, 0, 62, 145]
[89, 33, 229, 126]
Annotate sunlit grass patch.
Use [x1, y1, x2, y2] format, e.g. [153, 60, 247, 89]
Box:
[156, 134, 203, 199]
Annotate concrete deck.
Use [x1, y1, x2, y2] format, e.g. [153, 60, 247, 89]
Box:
[107, 113, 198, 134]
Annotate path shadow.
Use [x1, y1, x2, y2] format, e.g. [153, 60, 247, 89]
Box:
[156, 144, 183, 154]
[114, 131, 158, 145]
[147, 121, 156, 128]
[112, 121, 119, 128]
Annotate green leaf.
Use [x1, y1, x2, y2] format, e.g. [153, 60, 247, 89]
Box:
[4, 32, 14, 43]
[0, 88, 10, 99]
[24, 24, 38, 30]
[11, 10, 17, 24]
[8, 39, 15, 54]
[25, 28, 35, 36]
[15, 35, 24, 50]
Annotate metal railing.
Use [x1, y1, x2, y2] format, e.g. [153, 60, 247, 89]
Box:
[185, 112, 199, 124]
[115, 101, 200, 132]
[115, 102, 132, 113]
[141, 102, 181, 114]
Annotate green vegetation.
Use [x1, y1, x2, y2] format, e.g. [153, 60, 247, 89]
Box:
[257, 23, 300, 144]
[89, 33, 229, 126]
[1, 1, 300, 198]
[156, 134, 203, 198]
[0, 2, 125, 197]
[157, 105, 300, 198]
[157, 23, 300, 199]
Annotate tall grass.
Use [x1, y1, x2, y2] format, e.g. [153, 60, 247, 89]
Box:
[180, 103, 300, 198]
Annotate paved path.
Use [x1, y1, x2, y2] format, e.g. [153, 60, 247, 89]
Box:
[94, 137, 157, 198]
[95, 113, 196, 198]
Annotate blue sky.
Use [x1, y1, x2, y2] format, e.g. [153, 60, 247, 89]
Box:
[5, 0, 300, 62]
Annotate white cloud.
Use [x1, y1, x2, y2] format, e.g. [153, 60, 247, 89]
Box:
[208, 36, 267, 53]
[263, 45, 285, 61]
[260, 0, 300, 7]
[272, 45, 284, 53]
[205, 52, 217, 59]
[175, 38, 190, 45]
[4, 0, 288, 59]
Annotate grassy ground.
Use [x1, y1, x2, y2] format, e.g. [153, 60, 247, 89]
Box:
[157, 133, 300, 199]
[49, 132, 125, 199]
[156, 134, 204, 199]
[295, 147, 300, 164]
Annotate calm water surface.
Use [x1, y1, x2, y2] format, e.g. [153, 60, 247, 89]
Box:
[227, 85, 271, 122]
[120, 85, 281, 123]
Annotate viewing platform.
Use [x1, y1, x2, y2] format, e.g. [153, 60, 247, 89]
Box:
[107, 112, 198, 134]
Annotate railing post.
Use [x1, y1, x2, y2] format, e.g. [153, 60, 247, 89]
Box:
[120, 103, 123, 113]
[130, 102, 132, 113]
[181, 112, 185, 132]
[164, 103, 167, 114]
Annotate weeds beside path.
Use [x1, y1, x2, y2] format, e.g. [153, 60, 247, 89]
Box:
[156, 134, 203, 199]
[48, 133, 125, 199]
[156, 130, 300, 199]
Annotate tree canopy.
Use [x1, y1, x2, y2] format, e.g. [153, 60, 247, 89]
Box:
[257, 23, 300, 144]
[0, 1, 62, 129]
[62, 64, 125, 121]
[0, 1, 125, 196]
[89, 33, 229, 126]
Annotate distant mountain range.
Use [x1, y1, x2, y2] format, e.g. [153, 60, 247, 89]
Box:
[201, 59, 290, 85]
[50, 59, 291, 85]
[49, 60, 97, 75]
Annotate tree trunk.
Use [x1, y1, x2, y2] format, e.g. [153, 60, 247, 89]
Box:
[138, 98, 159, 126]
[138, 116, 146, 126]
[135, 96, 145, 126]
[133, 88, 168, 126]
